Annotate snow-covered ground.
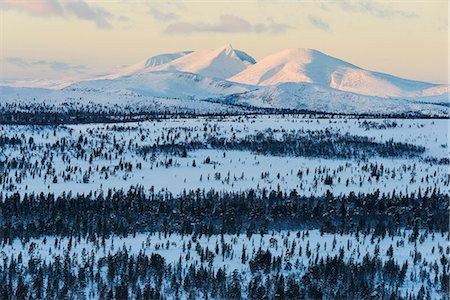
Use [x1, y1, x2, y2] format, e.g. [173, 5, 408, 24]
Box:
[228, 82, 449, 115]
[1, 114, 448, 299]
[3, 230, 448, 298]
[0, 85, 248, 115]
[1, 115, 448, 197]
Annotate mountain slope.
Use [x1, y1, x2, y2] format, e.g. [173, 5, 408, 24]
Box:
[67, 71, 254, 99]
[3, 45, 448, 117]
[222, 82, 449, 116]
[151, 44, 256, 79]
[0, 85, 250, 116]
[97, 51, 193, 80]
[5, 51, 195, 88]
[0, 78, 76, 90]
[68, 44, 257, 99]
[229, 48, 449, 98]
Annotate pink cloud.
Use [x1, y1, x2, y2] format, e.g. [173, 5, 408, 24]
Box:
[1, 0, 113, 29]
[0, 0, 64, 17]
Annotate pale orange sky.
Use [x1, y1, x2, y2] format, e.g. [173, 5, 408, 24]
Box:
[1, 0, 448, 83]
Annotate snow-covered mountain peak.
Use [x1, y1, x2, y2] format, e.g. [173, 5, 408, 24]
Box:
[229, 48, 359, 86]
[229, 48, 447, 98]
[143, 51, 193, 68]
[6, 45, 448, 114]
[215, 43, 235, 54]
[93, 51, 193, 80]
[213, 43, 256, 66]
[207, 44, 242, 63]
[269, 48, 323, 60]
[151, 44, 256, 78]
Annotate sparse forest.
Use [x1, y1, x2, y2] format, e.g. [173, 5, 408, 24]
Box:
[1, 115, 448, 299]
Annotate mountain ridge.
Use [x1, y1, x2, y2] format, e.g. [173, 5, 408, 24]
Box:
[2, 44, 448, 116]
[229, 48, 448, 98]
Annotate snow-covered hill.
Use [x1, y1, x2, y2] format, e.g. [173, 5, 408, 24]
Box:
[0, 85, 252, 117]
[229, 48, 449, 98]
[222, 82, 449, 116]
[68, 71, 254, 99]
[0, 78, 80, 90]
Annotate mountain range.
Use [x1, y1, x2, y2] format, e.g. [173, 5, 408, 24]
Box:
[1, 44, 448, 116]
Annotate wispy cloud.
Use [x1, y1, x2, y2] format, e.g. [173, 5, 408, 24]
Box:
[2, 57, 88, 73]
[308, 15, 330, 32]
[333, 0, 419, 19]
[0, 0, 115, 29]
[0, 0, 64, 17]
[163, 15, 292, 35]
[148, 8, 179, 21]
[64, 1, 113, 29]
[146, 1, 186, 22]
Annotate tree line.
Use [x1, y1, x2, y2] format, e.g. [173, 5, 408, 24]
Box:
[0, 187, 447, 242]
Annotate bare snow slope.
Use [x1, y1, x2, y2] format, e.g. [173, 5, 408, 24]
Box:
[97, 51, 193, 80]
[0, 78, 78, 90]
[67, 71, 254, 99]
[0, 52, 195, 89]
[151, 44, 256, 79]
[67, 44, 257, 99]
[3, 45, 448, 116]
[84, 44, 254, 82]
[0, 85, 249, 115]
[224, 82, 449, 116]
[229, 48, 449, 98]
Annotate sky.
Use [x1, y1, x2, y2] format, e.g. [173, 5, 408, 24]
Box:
[0, 0, 448, 84]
